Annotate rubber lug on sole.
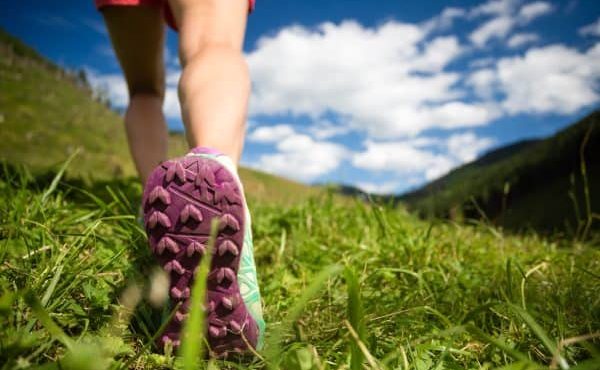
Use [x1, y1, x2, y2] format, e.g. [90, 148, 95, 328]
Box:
[170, 287, 190, 299]
[158, 236, 179, 254]
[165, 162, 186, 183]
[218, 240, 239, 256]
[180, 204, 203, 223]
[148, 211, 171, 229]
[216, 267, 236, 284]
[219, 214, 240, 233]
[164, 260, 185, 275]
[186, 241, 205, 257]
[149, 186, 171, 205]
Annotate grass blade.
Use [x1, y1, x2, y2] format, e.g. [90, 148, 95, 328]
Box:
[24, 291, 74, 351]
[179, 218, 218, 370]
[41, 149, 80, 204]
[345, 267, 366, 370]
[41, 255, 65, 307]
[508, 303, 569, 370]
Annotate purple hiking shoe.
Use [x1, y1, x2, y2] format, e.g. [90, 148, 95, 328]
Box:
[142, 147, 264, 357]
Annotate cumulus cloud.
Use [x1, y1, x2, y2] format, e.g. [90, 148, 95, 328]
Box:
[248, 124, 296, 143]
[86, 69, 129, 107]
[579, 17, 600, 37]
[422, 7, 466, 33]
[468, 0, 552, 47]
[356, 181, 402, 195]
[352, 140, 452, 180]
[507, 32, 539, 48]
[469, 57, 496, 68]
[470, 16, 516, 46]
[467, 69, 498, 99]
[518, 1, 553, 23]
[470, 0, 519, 17]
[248, 125, 348, 181]
[247, 20, 499, 138]
[352, 132, 494, 181]
[307, 119, 352, 139]
[468, 43, 600, 114]
[163, 87, 181, 119]
[446, 132, 495, 162]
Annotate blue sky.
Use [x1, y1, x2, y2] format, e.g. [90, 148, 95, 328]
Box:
[2, 0, 600, 194]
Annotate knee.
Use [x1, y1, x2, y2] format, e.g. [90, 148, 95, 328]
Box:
[179, 38, 243, 68]
[178, 42, 250, 92]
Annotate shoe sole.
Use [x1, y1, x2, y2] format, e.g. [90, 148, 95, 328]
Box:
[142, 155, 259, 356]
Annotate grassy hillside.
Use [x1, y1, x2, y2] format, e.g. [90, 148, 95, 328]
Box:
[0, 28, 321, 205]
[401, 111, 600, 234]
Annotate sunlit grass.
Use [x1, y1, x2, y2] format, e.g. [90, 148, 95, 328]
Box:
[0, 162, 599, 369]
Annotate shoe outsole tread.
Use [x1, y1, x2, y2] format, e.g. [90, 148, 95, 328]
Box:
[143, 156, 259, 357]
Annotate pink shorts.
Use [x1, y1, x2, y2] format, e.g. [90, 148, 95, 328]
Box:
[95, 0, 255, 31]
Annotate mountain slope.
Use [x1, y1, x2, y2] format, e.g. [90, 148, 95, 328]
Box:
[0, 28, 321, 205]
[401, 110, 600, 232]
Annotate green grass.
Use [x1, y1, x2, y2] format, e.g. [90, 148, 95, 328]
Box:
[1, 161, 599, 369]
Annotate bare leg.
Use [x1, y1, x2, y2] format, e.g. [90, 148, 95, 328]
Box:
[168, 0, 249, 165]
[102, 6, 168, 185]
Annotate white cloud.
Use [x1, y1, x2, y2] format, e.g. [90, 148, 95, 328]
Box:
[507, 32, 539, 48]
[415, 36, 463, 72]
[518, 1, 553, 23]
[469, 57, 496, 68]
[248, 124, 296, 143]
[427, 102, 500, 129]
[468, 1, 551, 47]
[163, 69, 181, 119]
[247, 20, 500, 139]
[468, 43, 600, 114]
[307, 119, 352, 139]
[579, 17, 600, 37]
[446, 132, 495, 162]
[249, 126, 347, 181]
[422, 7, 466, 33]
[163, 87, 181, 119]
[86, 69, 129, 107]
[470, 0, 519, 17]
[467, 68, 498, 99]
[356, 181, 401, 195]
[352, 132, 494, 181]
[469, 16, 516, 46]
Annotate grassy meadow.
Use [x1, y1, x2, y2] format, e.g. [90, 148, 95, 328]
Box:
[1, 28, 599, 370]
[1, 161, 599, 369]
